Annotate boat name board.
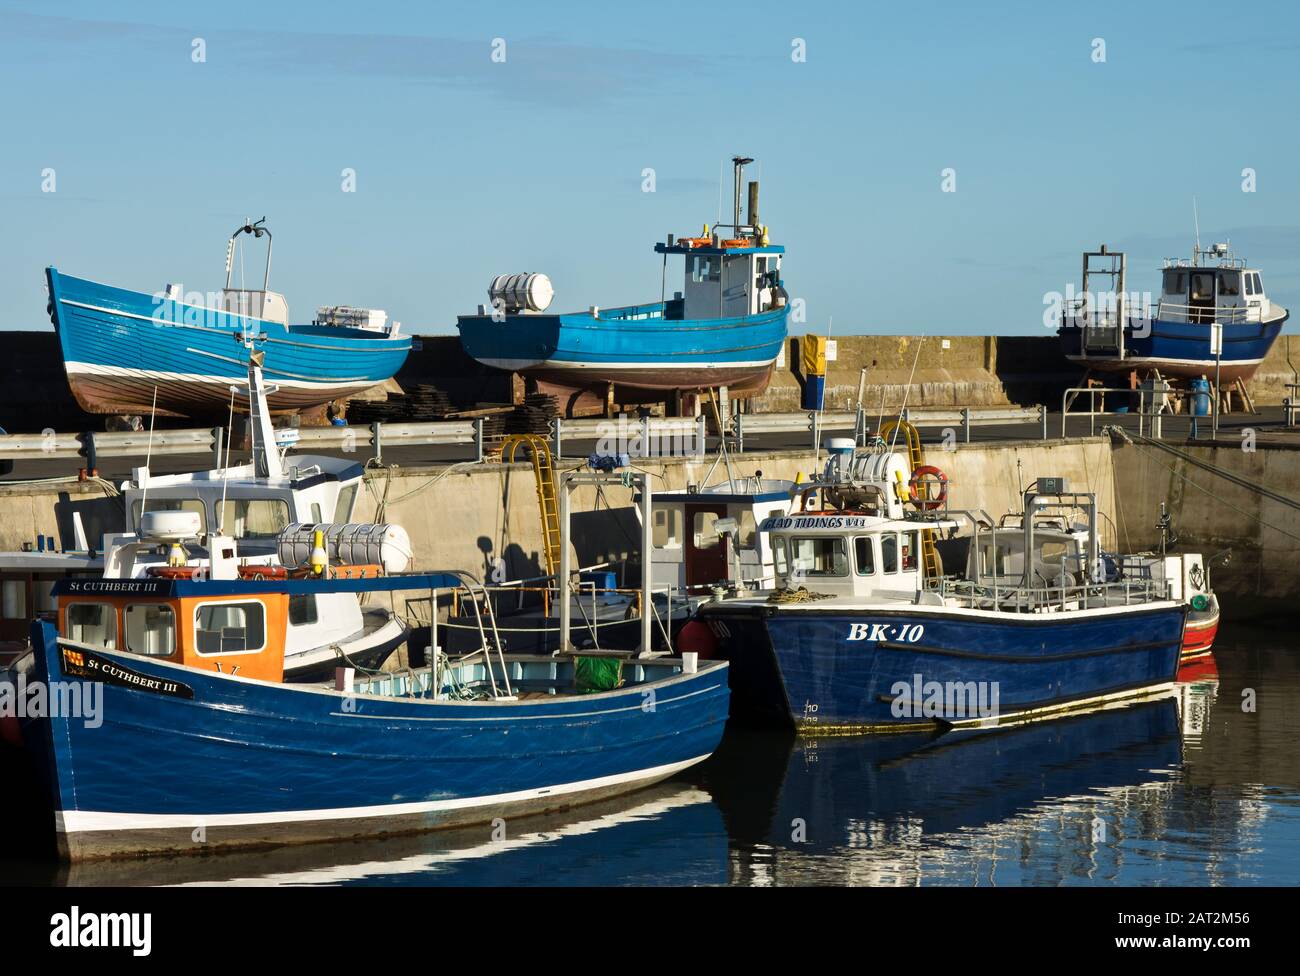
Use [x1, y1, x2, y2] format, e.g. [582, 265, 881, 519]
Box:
[58, 580, 170, 596]
[762, 515, 881, 531]
[847, 623, 926, 643]
[61, 647, 194, 700]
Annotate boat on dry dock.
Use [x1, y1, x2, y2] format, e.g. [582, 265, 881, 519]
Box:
[456, 157, 788, 412]
[1059, 240, 1288, 384]
[46, 219, 411, 419]
[692, 443, 1187, 733]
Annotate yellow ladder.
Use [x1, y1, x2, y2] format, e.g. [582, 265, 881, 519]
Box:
[879, 419, 943, 584]
[501, 434, 563, 577]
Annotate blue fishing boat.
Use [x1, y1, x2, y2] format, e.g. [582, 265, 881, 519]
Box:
[10, 566, 728, 860]
[1058, 242, 1288, 383]
[45, 219, 412, 418]
[457, 157, 789, 411]
[693, 446, 1186, 733]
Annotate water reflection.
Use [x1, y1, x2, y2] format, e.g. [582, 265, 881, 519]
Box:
[3, 624, 1297, 886]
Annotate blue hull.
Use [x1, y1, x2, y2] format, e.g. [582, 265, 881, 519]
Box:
[457, 302, 788, 396]
[46, 268, 412, 416]
[1058, 313, 1288, 381]
[697, 603, 1185, 732]
[22, 622, 729, 860]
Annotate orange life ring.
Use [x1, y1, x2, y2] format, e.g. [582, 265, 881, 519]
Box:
[909, 465, 949, 510]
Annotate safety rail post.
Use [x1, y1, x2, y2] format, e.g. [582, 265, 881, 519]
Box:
[734, 411, 745, 454]
[641, 415, 652, 460]
[370, 421, 383, 464]
[696, 413, 707, 457]
[960, 407, 971, 444]
[212, 426, 224, 468]
[474, 417, 484, 463]
[855, 406, 866, 446]
[551, 417, 563, 460]
[78, 431, 98, 477]
[1039, 404, 1048, 440]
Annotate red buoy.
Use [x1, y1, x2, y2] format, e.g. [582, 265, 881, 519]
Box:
[676, 619, 718, 659]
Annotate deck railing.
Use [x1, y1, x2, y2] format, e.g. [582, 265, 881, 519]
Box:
[935, 576, 1170, 613]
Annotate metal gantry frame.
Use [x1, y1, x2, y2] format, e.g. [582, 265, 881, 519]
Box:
[557, 469, 654, 656]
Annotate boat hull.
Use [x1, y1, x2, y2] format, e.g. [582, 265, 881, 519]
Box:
[47, 268, 412, 417]
[456, 303, 788, 401]
[22, 623, 729, 860]
[1180, 600, 1219, 662]
[1058, 311, 1288, 381]
[696, 602, 1186, 733]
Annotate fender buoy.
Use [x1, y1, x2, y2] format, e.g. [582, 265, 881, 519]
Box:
[909, 465, 949, 511]
[676, 619, 718, 660]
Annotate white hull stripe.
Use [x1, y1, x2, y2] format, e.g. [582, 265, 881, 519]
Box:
[55, 754, 711, 833]
[478, 358, 774, 371]
[64, 361, 362, 392]
[1071, 354, 1265, 368]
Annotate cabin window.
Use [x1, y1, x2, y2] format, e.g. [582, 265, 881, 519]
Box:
[124, 604, 176, 657]
[901, 531, 919, 572]
[131, 498, 207, 534]
[653, 508, 682, 548]
[689, 255, 721, 283]
[66, 603, 116, 648]
[737, 511, 757, 549]
[1, 580, 24, 619]
[1218, 272, 1240, 297]
[217, 499, 290, 540]
[311, 503, 324, 523]
[854, 537, 876, 575]
[773, 535, 788, 575]
[788, 537, 848, 577]
[289, 593, 318, 626]
[1163, 271, 1186, 296]
[882, 534, 899, 574]
[1252, 273, 1264, 295]
[337, 484, 359, 522]
[692, 512, 721, 549]
[1244, 274, 1256, 296]
[195, 601, 267, 655]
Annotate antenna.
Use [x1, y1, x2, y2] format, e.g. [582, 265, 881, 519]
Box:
[1192, 197, 1201, 259]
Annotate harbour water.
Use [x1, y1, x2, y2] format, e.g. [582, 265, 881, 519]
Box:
[5, 620, 1294, 887]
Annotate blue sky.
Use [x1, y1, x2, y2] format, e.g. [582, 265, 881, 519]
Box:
[1, 0, 1297, 336]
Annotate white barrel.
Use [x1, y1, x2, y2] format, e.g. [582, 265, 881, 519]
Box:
[487, 273, 554, 313]
[277, 523, 413, 574]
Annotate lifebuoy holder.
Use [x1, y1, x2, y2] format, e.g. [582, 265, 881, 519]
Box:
[909, 465, 949, 510]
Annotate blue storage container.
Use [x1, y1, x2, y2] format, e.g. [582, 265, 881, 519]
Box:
[802, 374, 826, 411]
[1190, 377, 1211, 416]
